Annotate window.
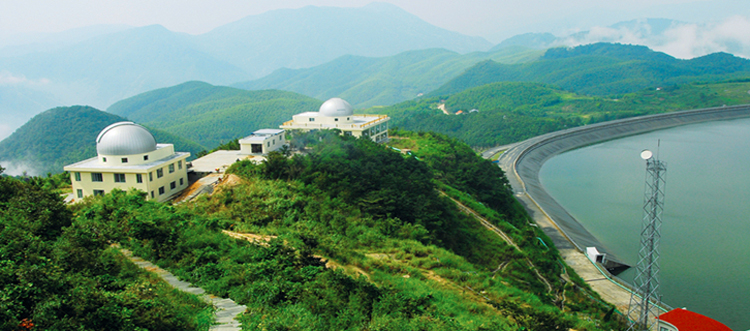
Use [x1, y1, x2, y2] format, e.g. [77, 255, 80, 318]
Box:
[114, 173, 126, 183]
[309, 118, 315, 122]
[102, 157, 107, 162]
[149, 172, 153, 181]
[157, 168, 164, 178]
[143, 155, 149, 161]
[93, 190, 105, 196]
[335, 118, 339, 122]
[178, 160, 182, 170]
[170, 181, 176, 190]
[169, 163, 175, 173]
[91, 173, 103, 182]
[76, 189, 83, 198]
[74, 172, 81, 181]
[121, 157, 128, 163]
[150, 191, 154, 199]
[159, 186, 165, 195]
[180, 178, 184, 186]
[136, 174, 143, 183]
[347, 117, 350, 121]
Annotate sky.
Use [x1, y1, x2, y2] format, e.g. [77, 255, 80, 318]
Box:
[1, 0, 747, 44]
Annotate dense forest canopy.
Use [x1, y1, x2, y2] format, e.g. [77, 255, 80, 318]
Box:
[0, 172, 214, 330]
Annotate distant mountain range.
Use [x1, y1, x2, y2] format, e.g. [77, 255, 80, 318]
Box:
[232, 46, 542, 108]
[0, 3, 492, 141]
[431, 43, 750, 97]
[0, 106, 205, 176]
[194, 3, 492, 78]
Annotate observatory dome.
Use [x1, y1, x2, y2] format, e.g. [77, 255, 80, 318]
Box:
[319, 98, 354, 117]
[96, 122, 157, 156]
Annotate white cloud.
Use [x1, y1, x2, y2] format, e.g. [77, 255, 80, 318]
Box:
[559, 15, 750, 59]
[0, 71, 51, 86]
[0, 159, 43, 177]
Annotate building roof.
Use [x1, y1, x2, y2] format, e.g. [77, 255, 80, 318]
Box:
[96, 122, 157, 156]
[319, 97, 354, 117]
[189, 150, 264, 173]
[64, 146, 189, 172]
[659, 309, 732, 331]
[253, 129, 284, 135]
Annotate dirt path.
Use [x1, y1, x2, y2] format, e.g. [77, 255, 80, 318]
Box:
[441, 192, 558, 298]
[437, 103, 450, 115]
[118, 247, 246, 330]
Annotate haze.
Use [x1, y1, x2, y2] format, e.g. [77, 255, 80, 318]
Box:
[1, 0, 748, 43]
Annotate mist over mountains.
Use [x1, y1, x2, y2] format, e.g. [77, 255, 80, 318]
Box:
[497, 17, 750, 60]
[0, 3, 491, 140]
[1, 2, 749, 143]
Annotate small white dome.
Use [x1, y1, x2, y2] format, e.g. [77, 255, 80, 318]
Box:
[96, 122, 157, 156]
[319, 98, 354, 117]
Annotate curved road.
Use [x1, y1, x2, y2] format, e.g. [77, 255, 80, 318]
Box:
[488, 104, 750, 312]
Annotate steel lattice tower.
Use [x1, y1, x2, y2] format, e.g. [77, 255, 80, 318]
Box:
[627, 149, 667, 331]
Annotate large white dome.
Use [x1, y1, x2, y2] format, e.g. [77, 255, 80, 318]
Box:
[96, 122, 157, 156]
[319, 98, 354, 117]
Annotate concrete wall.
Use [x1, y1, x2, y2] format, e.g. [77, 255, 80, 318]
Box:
[69, 155, 190, 203]
[499, 104, 750, 267]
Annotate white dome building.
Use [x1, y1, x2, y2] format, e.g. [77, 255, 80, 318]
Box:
[280, 97, 390, 143]
[96, 122, 157, 156]
[318, 98, 354, 118]
[64, 121, 190, 202]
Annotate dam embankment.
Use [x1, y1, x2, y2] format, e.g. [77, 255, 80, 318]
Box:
[497, 104, 750, 269]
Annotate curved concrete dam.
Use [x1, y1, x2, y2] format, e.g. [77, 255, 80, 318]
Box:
[497, 104, 750, 271]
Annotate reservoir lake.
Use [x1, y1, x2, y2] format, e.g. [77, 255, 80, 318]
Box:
[538, 117, 750, 330]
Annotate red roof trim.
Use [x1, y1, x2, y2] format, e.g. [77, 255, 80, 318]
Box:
[659, 309, 732, 331]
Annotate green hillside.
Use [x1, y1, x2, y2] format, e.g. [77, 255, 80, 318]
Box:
[107, 81, 321, 148]
[233, 47, 542, 108]
[7, 130, 625, 330]
[371, 80, 750, 147]
[0, 174, 215, 330]
[430, 43, 750, 97]
[0, 106, 205, 176]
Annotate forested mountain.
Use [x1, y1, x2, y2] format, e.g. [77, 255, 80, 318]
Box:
[0, 106, 205, 176]
[233, 46, 542, 108]
[372, 80, 750, 147]
[107, 81, 321, 148]
[431, 43, 750, 97]
[0, 4, 490, 140]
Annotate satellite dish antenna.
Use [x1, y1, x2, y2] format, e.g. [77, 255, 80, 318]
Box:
[641, 150, 653, 160]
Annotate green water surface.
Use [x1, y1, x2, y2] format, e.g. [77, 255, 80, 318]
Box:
[539, 117, 750, 330]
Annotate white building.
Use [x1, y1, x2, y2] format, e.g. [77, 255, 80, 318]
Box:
[280, 97, 390, 143]
[239, 129, 286, 155]
[64, 122, 190, 203]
